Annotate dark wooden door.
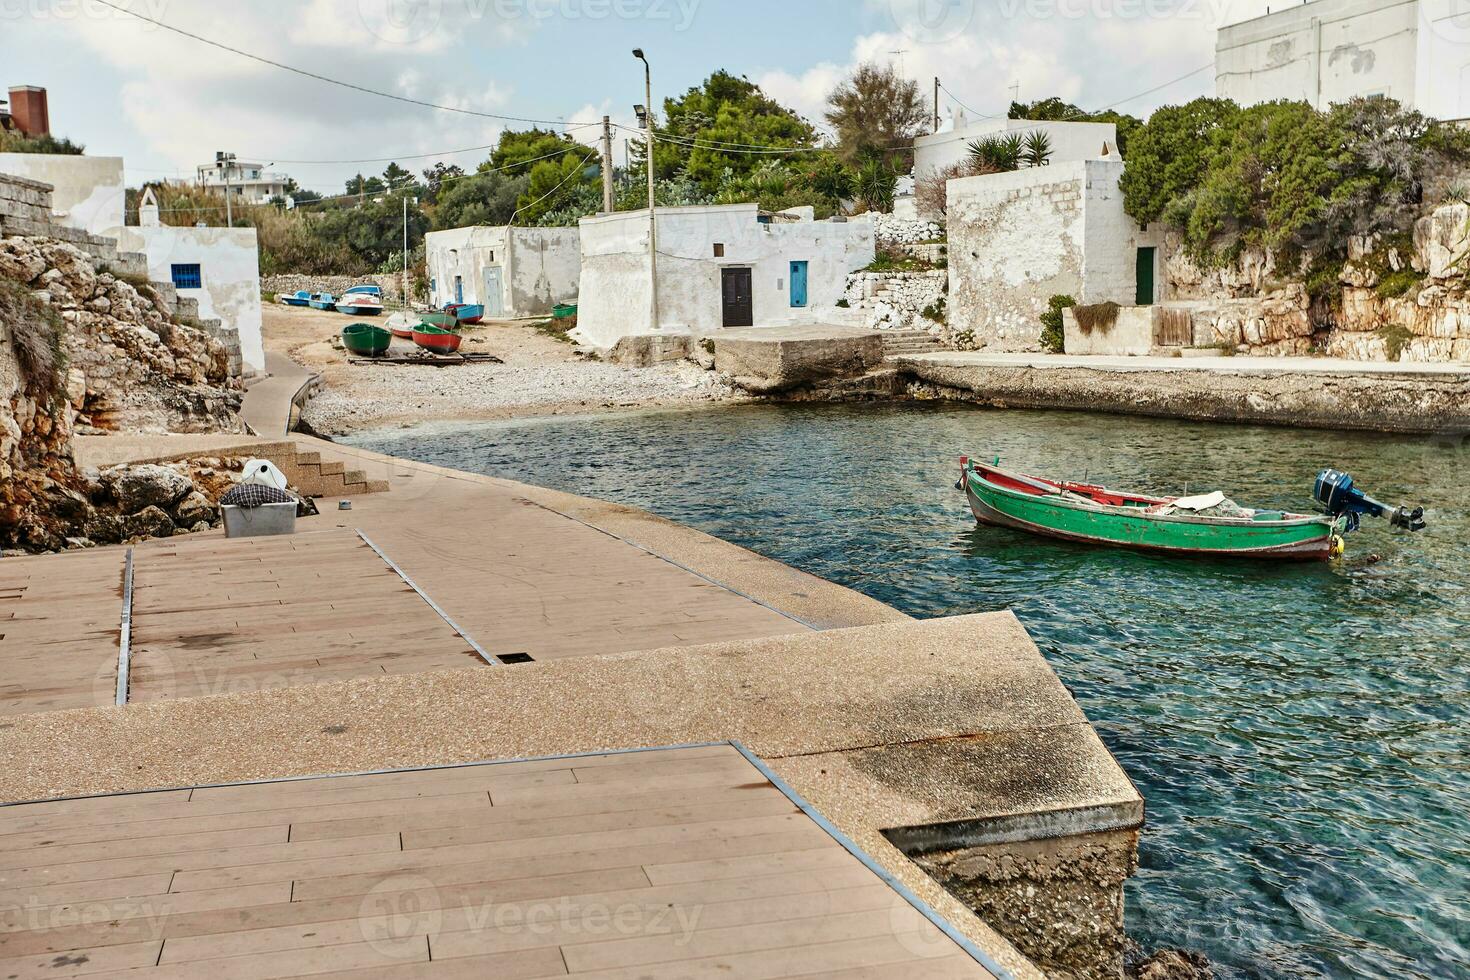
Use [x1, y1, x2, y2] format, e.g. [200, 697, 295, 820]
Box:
[1135, 247, 1156, 306]
[721, 267, 753, 327]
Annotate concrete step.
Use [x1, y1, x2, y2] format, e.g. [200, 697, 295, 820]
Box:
[249, 443, 390, 500]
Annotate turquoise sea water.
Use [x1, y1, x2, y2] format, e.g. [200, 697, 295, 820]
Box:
[346, 403, 1469, 979]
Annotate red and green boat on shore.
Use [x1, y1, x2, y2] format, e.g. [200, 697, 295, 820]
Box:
[957, 458, 1425, 561]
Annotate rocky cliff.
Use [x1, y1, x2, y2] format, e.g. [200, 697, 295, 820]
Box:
[0, 231, 245, 551]
[1164, 202, 1470, 361]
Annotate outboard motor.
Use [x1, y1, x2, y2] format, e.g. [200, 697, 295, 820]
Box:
[1314, 469, 1426, 532]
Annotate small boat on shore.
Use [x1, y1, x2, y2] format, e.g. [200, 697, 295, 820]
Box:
[341, 322, 392, 357]
[280, 290, 311, 307]
[385, 311, 417, 339]
[419, 311, 458, 330]
[337, 295, 384, 316]
[412, 325, 463, 354]
[445, 303, 485, 325]
[308, 292, 336, 311]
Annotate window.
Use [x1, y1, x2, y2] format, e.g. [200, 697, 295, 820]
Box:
[489, 250, 495, 262]
[713, 243, 725, 257]
[171, 264, 202, 289]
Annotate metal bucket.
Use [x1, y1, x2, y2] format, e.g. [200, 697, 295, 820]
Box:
[221, 502, 297, 538]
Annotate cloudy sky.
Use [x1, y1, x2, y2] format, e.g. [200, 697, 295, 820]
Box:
[1, 0, 1280, 193]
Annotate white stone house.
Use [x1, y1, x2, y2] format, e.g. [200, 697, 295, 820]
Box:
[194, 160, 293, 205]
[115, 190, 265, 375]
[909, 116, 1120, 221]
[573, 203, 876, 350]
[946, 159, 1159, 351]
[0, 153, 125, 238]
[425, 226, 580, 318]
[1216, 0, 1469, 123]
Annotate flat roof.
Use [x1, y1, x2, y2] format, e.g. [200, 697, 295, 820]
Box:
[0, 743, 1001, 979]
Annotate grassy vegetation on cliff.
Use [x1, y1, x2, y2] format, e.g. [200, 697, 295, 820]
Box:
[0, 275, 67, 403]
[1119, 97, 1470, 270]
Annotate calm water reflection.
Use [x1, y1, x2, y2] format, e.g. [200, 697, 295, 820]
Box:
[348, 402, 1469, 979]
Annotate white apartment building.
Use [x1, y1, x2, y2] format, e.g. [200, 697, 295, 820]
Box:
[194, 159, 293, 205]
[1216, 0, 1469, 122]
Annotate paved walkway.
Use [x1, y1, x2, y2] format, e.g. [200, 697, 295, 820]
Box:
[0, 744, 999, 979]
[905, 350, 1470, 376]
[242, 352, 315, 436]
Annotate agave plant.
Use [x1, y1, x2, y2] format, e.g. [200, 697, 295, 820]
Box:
[1022, 129, 1054, 168]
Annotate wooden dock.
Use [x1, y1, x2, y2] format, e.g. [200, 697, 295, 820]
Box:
[0, 744, 996, 979]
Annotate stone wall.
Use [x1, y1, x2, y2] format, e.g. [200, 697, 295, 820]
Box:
[871, 213, 943, 247]
[1159, 203, 1470, 361]
[263, 272, 405, 305]
[913, 828, 1140, 980]
[843, 270, 948, 333]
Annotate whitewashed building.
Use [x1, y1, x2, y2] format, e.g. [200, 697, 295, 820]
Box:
[909, 116, 1120, 220]
[115, 190, 265, 375]
[425, 226, 580, 318]
[946, 159, 1158, 351]
[0, 153, 125, 238]
[573, 203, 876, 350]
[1216, 0, 1469, 122]
[194, 160, 293, 205]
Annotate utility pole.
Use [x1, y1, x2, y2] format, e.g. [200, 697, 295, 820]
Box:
[634, 48, 658, 332]
[216, 151, 235, 226]
[933, 77, 940, 132]
[401, 195, 410, 310]
[600, 115, 615, 213]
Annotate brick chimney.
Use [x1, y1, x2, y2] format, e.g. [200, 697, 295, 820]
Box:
[8, 87, 50, 139]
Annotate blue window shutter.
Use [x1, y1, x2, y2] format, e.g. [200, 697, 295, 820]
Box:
[170, 264, 202, 289]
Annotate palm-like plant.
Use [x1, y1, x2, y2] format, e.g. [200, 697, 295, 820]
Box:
[966, 134, 1024, 173]
[854, 157, 897, 212]
[1022, 129, 1054, 168]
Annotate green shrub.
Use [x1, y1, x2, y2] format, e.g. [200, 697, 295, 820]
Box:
[1376, 268, 1423, 299]
[1039, 294, 1074, 353]
[920, 296, 947, 325]
[1378, 323, 1413, 361]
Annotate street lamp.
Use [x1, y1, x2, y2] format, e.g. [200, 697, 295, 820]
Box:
[633, 48, 658, 331]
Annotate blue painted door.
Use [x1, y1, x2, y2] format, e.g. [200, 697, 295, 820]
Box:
[454, 276, 464, 304]
[483, 267, 504, 316]
[789, 261, 808, 308]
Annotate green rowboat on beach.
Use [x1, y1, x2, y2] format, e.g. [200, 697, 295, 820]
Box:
[341, 322, 391, 357]
[959, 457, 1345, 560]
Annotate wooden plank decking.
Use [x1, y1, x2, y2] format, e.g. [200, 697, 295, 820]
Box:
[0, 549, 126, 716]
[0, 744, 995, 979]
[127, 529, 482, 702]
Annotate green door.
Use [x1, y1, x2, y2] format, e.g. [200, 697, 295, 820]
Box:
[1136, 247, 1156, 306]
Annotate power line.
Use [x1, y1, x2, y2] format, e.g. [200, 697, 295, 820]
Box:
[92, 0, 600, 129]
[509, 150, 601, 226]
[1090, 62, 1213, 113]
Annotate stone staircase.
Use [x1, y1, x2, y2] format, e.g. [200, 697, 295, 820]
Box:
[267, 445, 389, 498]
[881, 329, 950, 359]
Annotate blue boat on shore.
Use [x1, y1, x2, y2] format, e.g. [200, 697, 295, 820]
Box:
[308, 293, 336, 311]
[280, 290, 311, 307]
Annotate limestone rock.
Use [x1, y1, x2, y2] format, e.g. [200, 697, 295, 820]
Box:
[122, 505, 175, 541]
[103, 464, 192, 513]
[1414, 202, 1470, 280]
[173, 490, 216, 527]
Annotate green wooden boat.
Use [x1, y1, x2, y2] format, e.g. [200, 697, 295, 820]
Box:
[341, 322, 391, 357]
[419, 312, 459, 329]
[959, 457, 1344, 561]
